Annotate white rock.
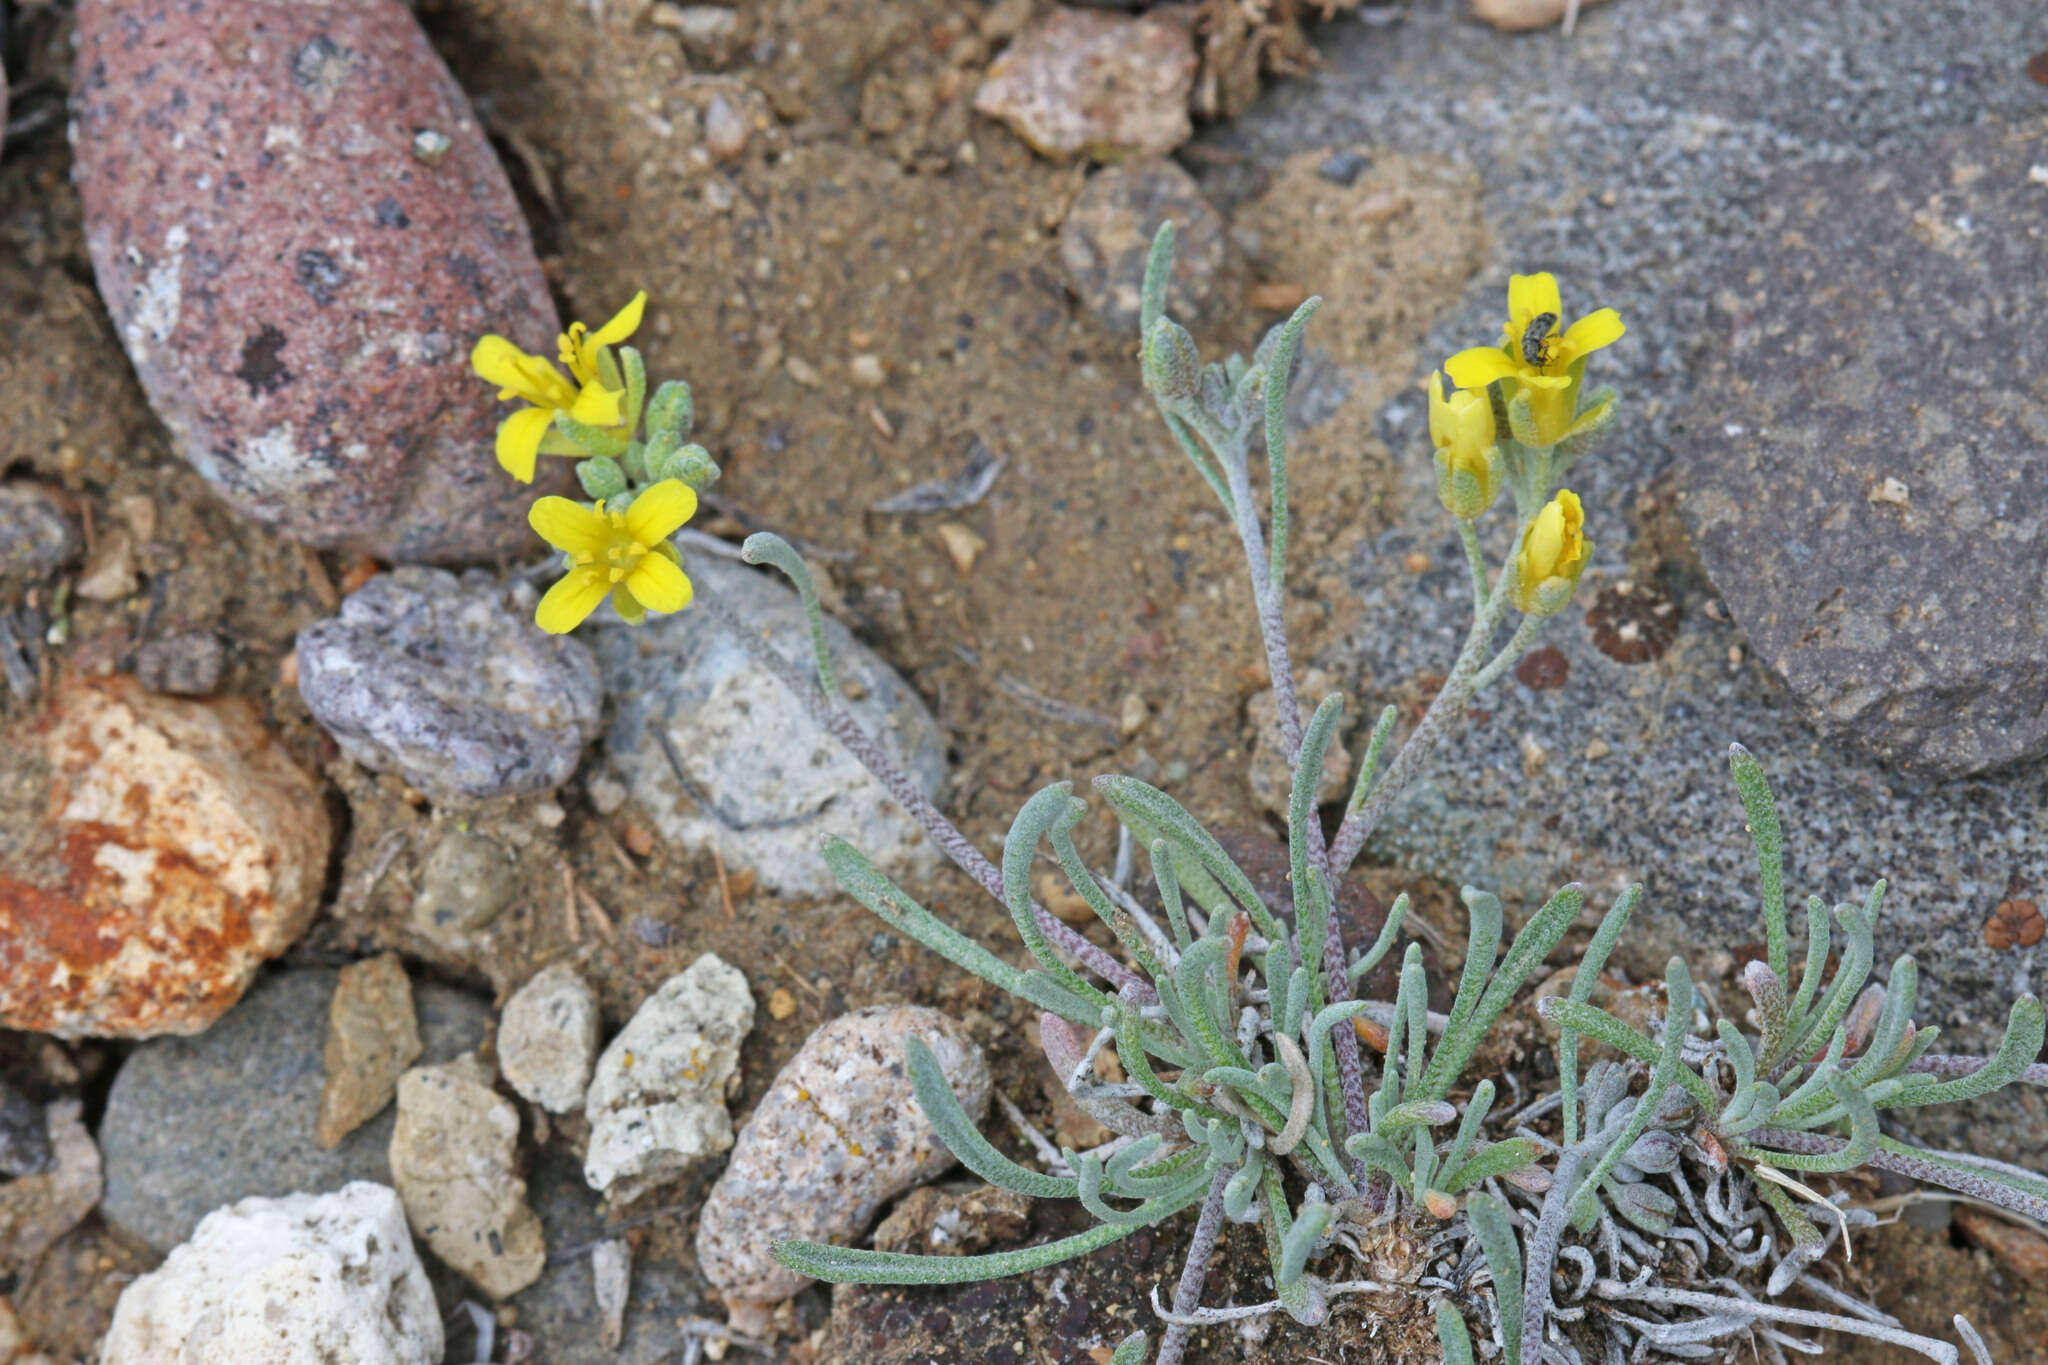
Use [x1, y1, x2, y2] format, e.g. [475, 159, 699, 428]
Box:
[389, 1053, 545, 1298]
[696, 1004, 991, 1305]
[592, 557, 947, 898]
[100, 1182, 442, 1365]
[499, 964, 601, 1114]
[584, 954, 755, 1198]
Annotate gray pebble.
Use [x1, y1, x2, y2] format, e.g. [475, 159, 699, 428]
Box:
[133, 632, 226, 697]
[411, 828, 519, 938]
[0, 485, 81, 580]
[595, 556, 945, 898]
[297, 567, 602, 803]
[1059, 158, 1237, 335]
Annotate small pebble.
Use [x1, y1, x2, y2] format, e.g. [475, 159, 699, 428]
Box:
[785, 354, 822, 387]
[767, 988, 797, 1021]
[1402, 551, 1430, 574]
[74, 529, 139, 602]
[1519, 732, 1549, 777]
[695, 1005, 990, 1304]
[848, 353, 887, 387]
[1118, 690, 1148, 737]
[411, 129, 451, 165]
[134, 632, 226, 697]
[631, 915, 676, 948]
[583, 954, 755, 1198]
[0, 485, 82, 580]
[1583, 737, 1612, 761]
[622, 822, 655, 857]
[499, 964, 600, 1115]
[411, 829, 519, 940]
[1316, 148, 1371, 185]
[703, 95, 748, 160]
[934, 523, 985, 575]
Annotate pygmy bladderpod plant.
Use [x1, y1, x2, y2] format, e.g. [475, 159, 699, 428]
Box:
[470, 232, 2045, 1365]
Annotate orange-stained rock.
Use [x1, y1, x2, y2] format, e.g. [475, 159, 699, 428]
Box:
[0, 676, 331, 1038]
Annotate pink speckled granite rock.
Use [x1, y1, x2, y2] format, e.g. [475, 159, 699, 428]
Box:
[69, 0, 568, 562]
[696, 1005, 990, 1307]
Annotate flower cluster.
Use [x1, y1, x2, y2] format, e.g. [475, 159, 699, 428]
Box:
[1426, 271, 1620, 622]
[472, 292, 718, 634]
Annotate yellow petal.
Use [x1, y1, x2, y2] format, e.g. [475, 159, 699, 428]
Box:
[1444, 345, 1520, 390]
[1427, 373, 1453, 450]
[1451, 390, 1495, 457]
[588, 291, 647, 350]
[623, 550, 692, 614]
[568, 380, 625, 428]
[495, 407, 555, 482]
[535, 568, 612, 634]
[1524, 500, 1566, 579]
[624, 479, 698, 544]
[1562, 308, 1625, 360]
[1555, 488, 1585, 548]
[1506, 273, 1561, 326]
[528, 496, 612, 554]
[473, 336, 568, 407]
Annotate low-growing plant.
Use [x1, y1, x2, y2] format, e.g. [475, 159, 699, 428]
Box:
[473, 230, 2047, 1365]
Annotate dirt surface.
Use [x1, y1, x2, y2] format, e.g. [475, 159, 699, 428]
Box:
[1, 1, 2041, 1361]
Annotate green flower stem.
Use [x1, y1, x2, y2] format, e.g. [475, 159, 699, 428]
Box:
[739, 532, 838, 698]
[1457, 518, 1489, 611]
[1468, 617, 1546, 693]
[1325, 523, 1526, 880]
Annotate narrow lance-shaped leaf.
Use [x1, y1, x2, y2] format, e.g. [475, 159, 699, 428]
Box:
[1467, 1193, 1524, 1365]
[904, 1037, 1078, 1199]
[1560, 884, 1640, 1146]
[1728, 743, 1789, 983]
[1262, 296, 1323, 585]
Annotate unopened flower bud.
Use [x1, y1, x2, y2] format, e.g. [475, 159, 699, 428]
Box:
[1512, 490, 1591, 616]
[1427, 373, 1501, 519]
[1143, 317, 1200, 402]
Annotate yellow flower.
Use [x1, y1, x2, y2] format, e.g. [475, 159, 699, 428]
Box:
[528, 478, 696, 634]
[1444, 274, 1622, 446]
[1427, 372, 1501, 519]
[472, 292, 648, 482]
[1512, 489, 1592, 616]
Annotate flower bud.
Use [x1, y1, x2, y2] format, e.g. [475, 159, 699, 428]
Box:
[1143, 317, 1200, 402]
[1427, 373, 1501, 519]
[645, 379, 695, 441]
[575, 456, 627, 501]
[1512, 490, 1591, 616]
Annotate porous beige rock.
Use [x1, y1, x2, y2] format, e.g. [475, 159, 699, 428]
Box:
[583, 954, 756, 1198]
[499, 963, 600, 1115]
[696, 1005, 991, 1306]
[389, 1053, 545, 1298]
[0, 676, 331, 1038]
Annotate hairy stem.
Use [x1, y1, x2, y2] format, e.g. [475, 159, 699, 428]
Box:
[1156, 1168, 1232, 1365]
[693, 586, 1143, 991]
